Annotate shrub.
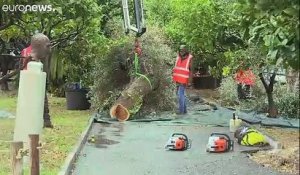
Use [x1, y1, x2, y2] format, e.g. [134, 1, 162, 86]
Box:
[217, 77, 238, 106]
[274, 84, 300, 118]
[218, 76, 268, 112]
[218, 75, 300, 118]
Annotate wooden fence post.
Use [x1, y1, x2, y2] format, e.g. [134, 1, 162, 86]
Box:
[11, 141, 23, 175]
[29, 135, 40, 175]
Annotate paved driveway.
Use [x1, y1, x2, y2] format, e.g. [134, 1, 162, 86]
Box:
[72, 121, 285, 175]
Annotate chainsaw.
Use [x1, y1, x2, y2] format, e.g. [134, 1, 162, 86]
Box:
[165, 133, 191, 151]
[206, 133, 233, 153]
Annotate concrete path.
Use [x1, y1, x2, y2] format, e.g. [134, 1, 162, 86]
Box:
[72, 121, 285, 175]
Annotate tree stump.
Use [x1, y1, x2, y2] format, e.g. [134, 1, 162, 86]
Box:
[110, 77, 152, 121]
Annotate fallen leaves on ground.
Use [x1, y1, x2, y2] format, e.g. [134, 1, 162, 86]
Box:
[251, 128, 299, 175]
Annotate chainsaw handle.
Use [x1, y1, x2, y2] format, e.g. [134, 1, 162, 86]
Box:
[210, 133, 231, 141]
[172, 133, 188, 140]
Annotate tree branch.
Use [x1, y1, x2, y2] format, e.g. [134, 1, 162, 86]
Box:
[0, 5, 23, 31]
[0, 20, 13, 31]
[269, 71, 276, 92]
[50, 31, 80, 48]
[41, 17, 45, 33]
[47, 18, 70, 39]
[259, 72, 269, 93]
[13, 22, 28, 36]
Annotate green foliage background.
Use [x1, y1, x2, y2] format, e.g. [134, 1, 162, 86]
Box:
[0, 0, 299, 116]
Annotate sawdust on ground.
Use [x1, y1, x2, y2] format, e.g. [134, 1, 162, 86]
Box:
[188, 89, 300, 175]
[250, 128, 299, 175]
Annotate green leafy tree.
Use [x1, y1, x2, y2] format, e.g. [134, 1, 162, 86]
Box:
[224, 0, 299, 117]
[148, 0, 242, 76]
[0, 0, 105, 94]
[145, 0, 172, 26]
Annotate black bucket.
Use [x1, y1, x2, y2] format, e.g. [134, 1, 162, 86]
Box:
[65, 88, 91, 110]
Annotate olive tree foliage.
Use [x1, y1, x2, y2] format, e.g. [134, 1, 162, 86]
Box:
[139, 26, 176, 112]
[50, 22, 107, 95]
[89, 38, 132, 111]
[0, 0, 102, 45]
[222, 0, 299, 117]
[230, 0, 299, 69]
[98, 0, 123, 37]
[144, 0, 172, 27]
[90, 21, 176, 112]
[0, 0, 107, 95]
[87, 0, 178, 112]
[145, 0, 299, 117]
[146, 0, 243, 76]
[165, 0, 223, 52]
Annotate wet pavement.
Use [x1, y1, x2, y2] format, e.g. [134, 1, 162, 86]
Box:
[72, 121, 285, 175]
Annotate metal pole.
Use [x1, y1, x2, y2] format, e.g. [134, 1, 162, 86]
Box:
[122, 0, 131, 34]
[29, 135, 40, 175]
[134, 0, 141, 32]
[140, 0, 145, 26]
[133, 0, 146, 36]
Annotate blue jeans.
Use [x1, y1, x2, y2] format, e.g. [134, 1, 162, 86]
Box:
[177, 85, 187, 113]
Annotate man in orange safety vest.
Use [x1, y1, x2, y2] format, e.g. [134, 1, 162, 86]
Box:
[172, 45, 193, 114]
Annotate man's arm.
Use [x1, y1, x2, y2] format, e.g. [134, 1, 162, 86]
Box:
[188, 57, 193, 86]
[22, 56, 32, 69]
[21, 47, 32, 69]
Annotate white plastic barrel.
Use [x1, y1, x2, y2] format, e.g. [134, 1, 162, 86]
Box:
[13, 61, 46, 144]
[229, 115, 242, 133]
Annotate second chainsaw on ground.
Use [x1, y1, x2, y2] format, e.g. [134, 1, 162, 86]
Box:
[206, 133, 234, 153]
[165, 133, 191, 151]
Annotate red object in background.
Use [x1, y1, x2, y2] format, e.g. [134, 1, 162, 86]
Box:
[21, 45, 32, 70]
[235, 69, 255, 86]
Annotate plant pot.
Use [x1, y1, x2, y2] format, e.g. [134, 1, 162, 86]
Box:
[193, 75, 221, 89]
[65, 88, 91, 110]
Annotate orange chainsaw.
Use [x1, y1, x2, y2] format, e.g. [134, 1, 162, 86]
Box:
[206, 133, 234, 153]
[165, 133, 191, 151]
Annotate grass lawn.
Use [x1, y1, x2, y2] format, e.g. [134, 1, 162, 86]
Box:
[0, 92, 93, 175]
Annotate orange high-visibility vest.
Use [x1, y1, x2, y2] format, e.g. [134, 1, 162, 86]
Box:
[235, 69, 255, 86]
[21, 45, 32, 70]
[172, 54, 192, 84]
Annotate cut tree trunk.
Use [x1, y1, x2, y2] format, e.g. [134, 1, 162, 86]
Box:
[267, 92, 278, 117]
[259, 71, 278, 118]
[110, 77, 152, 121]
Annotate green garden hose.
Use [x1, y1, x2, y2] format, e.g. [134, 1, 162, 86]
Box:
[134, 53, 152, 89]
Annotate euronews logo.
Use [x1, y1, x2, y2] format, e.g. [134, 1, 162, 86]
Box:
[2, 4, 53, 12]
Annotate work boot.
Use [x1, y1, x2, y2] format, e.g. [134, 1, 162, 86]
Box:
[43, 120, 53, 128]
